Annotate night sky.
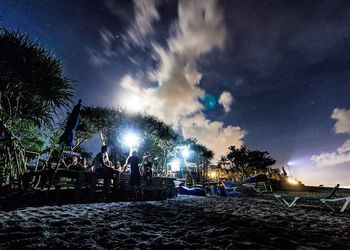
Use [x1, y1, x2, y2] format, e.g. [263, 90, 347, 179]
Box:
[1, 0, 350, 186]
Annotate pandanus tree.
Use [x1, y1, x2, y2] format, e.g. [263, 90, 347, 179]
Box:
[78, 106, 123, 146]
[0, 30, 74, 128]
[78, 106, 179, 170]
[176, 138, 214, 182]
[138, 115, 178, 173]
[0, 29, 74, 188]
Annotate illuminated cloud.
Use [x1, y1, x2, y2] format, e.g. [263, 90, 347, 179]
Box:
[311, 108, 350, 168]
[218, 91, 234, 112]
[119, 0, 245, 160]
[310, 149, 350, 168]
[181, 113, 246, 159]
[307, 107, 350, 186]
[331, 108, 350, 134]
[338, 138, 350, 153]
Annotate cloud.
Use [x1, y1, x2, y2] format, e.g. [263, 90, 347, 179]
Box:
[218, 91, 234, 112]
[87, 47, 111, 66]
[311, 108, 350, 168]
[311, 138, 350, 168]
[311, 148, 350, 168]
[104, 0, 131, 20]
[181, 113, 246, 159]
[87, 27, 118, 66]
[126, 0, 159, 45]
[119, 0, 245, 161]
[331, 108, 350, 134]
[91, 0, 159, 65]
[338, 139, 350, 154]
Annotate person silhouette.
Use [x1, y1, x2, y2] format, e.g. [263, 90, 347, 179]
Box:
[142, 153, 153, 185]
[126, 151, 142, 199]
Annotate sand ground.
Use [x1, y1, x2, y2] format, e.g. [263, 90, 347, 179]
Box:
[0, 195, 349, 249]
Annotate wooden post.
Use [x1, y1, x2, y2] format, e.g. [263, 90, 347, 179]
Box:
[75, 171, 84, 202]
[104, 176, 111, 201]
[89, 173, 97, 201]
[45, 146, 65, 200]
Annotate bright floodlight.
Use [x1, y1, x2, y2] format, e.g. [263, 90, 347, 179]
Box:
[181, 147, 190, 159]
[123, 133, 139, 148]
[170, 159, 180, 172]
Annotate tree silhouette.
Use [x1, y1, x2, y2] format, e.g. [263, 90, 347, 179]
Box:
[78, 106, 179, 170]
[78, 106, 123, 145]
[0, 29, 74, 189]
[0, 30, 74, 127]
[247, 150, 276, 173]
[225, 145, 276, 180]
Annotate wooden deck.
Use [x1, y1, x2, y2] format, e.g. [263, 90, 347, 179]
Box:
[0, 169, 177, 209]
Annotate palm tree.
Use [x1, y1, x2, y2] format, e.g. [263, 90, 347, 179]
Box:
[192, 142, 214, 182]
[247, 150, 276, 175]
[225, 145, 276, 180]
[226, 145, 250, 180]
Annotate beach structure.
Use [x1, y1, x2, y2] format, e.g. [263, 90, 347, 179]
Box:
[1, 163, 177, 209]
[274, 184, 350, 212]
[321, 196, 350, 213]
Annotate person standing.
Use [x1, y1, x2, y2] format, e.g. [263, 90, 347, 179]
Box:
[142, 154, 153, 185]
[126, 151, 142, 199]
[93, 145, 113, 174]
[93, 145, 114, 200]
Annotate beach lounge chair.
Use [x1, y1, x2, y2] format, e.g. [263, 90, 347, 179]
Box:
[222, 181, 238, 192]
[320, 196, 350, 213]
[274, 194, 300, 207]
[243, 181, 272, 193]
[274, 184, 350, 212]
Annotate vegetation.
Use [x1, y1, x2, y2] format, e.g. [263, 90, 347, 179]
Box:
[6, 119, 46, 152]
[78, 105, 179, 169]
[0, 29, 74, 128]
[219, 145, 276, 180]
[0, 26, 277, 192]
[0, 28, 74, 189]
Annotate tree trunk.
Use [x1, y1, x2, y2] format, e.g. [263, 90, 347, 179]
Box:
[98, 131, 106, 146]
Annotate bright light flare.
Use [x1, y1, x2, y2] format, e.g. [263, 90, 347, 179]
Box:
[287, 178, 298, 185]
[123, 133, 140, 148]
[121, 94, 144, 113]
[170, 159, 180, 172]
[208, 171, 217, 179]
[181, 147, 190, 159]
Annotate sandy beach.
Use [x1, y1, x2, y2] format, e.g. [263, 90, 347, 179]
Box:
[0, 195, 349, 249]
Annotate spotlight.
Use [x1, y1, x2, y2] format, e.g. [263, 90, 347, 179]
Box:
[181, 147, 191, 159]
[170, 159, 180, 172]
[123, 132, 139, 148]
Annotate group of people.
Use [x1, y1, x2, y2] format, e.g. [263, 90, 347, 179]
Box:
[93, 145, 154, 188]
[61, 145, 154, 193]
[61, 154, 86, 171]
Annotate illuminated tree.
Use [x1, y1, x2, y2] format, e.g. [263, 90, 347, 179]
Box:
[78, 106, 179, 169]
[0, 29, 74, 190]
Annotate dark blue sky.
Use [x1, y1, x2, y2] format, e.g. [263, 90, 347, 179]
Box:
[1, 0, 350, 185]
